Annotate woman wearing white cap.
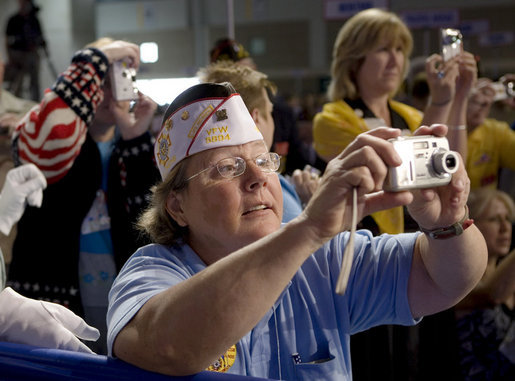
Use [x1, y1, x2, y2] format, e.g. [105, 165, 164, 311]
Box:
[107, 82, 487, 380]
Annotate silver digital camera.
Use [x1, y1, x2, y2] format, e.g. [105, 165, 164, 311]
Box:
[384, 135, 459, 192]
[491, 80, 515, 101]
[440, 28, 463, 62]
[109, 60, 138, 101]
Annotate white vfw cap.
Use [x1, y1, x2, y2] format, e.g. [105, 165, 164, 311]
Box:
[155, 86, 264, 180]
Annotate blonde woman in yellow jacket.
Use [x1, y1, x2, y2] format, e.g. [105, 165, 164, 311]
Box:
[314, 8, 477, 234]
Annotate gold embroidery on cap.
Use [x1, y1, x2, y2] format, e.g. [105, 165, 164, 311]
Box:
[206, 345, 236, 372]
[156, 133, 172, 168]
[187, 105, 215, 139]
[164, 118, 173, 130]
[181, 111, 189, 120]
[205, 125, 230, 144]
[215, 109, 228, 121]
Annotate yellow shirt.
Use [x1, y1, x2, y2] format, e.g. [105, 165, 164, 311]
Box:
[313, 99, 422, 234]
[467, 118, 515, 190]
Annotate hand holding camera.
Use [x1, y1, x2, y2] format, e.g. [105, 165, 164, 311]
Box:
[400, 124, 469, 232]
[441, 28, 463, 62]
[100, 40, 140, 69]
[384, 135, 459, 191]
[304, 124, 467, 241]
[491, 76, 515, 101]
[110, 59, 138, 101]
[99, 40, 140, 101]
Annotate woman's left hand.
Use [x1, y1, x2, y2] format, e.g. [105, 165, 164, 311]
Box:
[406, 124, 470, 230]
[425, 53, 460, 106]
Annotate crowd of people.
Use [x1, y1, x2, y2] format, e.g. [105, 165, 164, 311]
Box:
[0, 4, 514, 381]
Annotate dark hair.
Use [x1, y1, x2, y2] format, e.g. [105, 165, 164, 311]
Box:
[161, 82, 236, 125]
[209, 38, 251, 63]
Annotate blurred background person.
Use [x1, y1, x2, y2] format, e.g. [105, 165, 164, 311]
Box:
[209, 37, 321, 176]
[312, 8, 476, 380]
[454, 188, 515, 380]
[313, 7, 476, 235]
[400, 56, 431, 112]
[209, 37, 256, 70]
[0, 51, 37, 279]
[466, 77, 515, 191]
[0, 51, 36, 133]
[0, 163, 100, 354]
[197, 60, 320, 222]
[4, 0, 48, 101]
[6, 38, 160, 354]
[496, 73, 515, 203]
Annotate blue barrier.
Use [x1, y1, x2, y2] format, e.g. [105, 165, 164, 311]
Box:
[0, 342, 271, 381]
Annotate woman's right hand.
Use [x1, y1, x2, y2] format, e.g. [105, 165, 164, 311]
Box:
[425, 53, 460, 106]
[301, 127, 413, 242]
[100, 40, 140, 70]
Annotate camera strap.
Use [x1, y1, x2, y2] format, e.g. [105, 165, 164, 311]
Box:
[336, 187, 357, 295]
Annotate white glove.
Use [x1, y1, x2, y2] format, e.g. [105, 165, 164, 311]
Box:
[0, 163, 47, 235]
[0, 287, 100, 353]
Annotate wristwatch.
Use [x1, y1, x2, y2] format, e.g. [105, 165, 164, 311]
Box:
[419, 206, 474, 240]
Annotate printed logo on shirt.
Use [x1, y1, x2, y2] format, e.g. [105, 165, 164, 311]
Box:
[206, 345, 236, 372]
[473, 153, 492, 166]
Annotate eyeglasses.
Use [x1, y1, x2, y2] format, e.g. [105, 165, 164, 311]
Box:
[186, 152, 281, 182]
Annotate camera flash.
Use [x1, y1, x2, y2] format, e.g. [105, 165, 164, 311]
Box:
[140, 42, 158, 63]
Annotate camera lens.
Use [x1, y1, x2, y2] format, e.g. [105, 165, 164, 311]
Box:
[432, 150, 459, 175]
[445, 156, 456, 169]
[507, 81, 515, 98]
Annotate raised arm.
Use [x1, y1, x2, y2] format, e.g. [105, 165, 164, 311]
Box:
[12, 40, 141, 183]
[444, 51, 477, 161]
[421, 54, 459, 127]
[406, 124, 487, 318]
[112, 127, 413, 376]
[12, 48, 107, 183]
[422, 52, 477, 160]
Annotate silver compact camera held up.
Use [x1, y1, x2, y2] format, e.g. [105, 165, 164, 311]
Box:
[440, 28, 463, 62]
[384, 136, 459, 192]
[110, 60, 138, 101]
[491, 80, 515, 101]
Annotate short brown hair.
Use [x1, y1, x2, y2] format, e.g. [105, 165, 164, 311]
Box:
[136, 159, 191, 245]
